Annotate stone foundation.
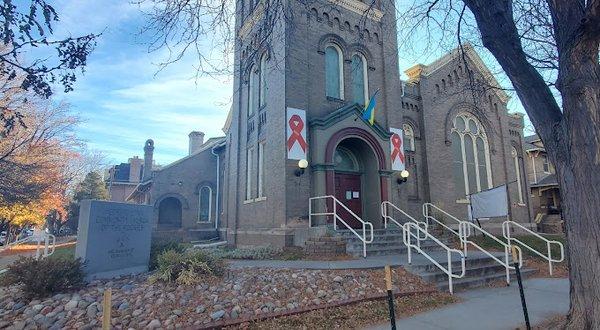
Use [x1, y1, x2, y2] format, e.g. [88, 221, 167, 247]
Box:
[304, 236, 346, 255]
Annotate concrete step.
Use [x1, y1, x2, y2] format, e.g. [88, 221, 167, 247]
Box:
[436, 268, 537, 292]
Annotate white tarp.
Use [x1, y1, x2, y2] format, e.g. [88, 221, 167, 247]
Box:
[470, 185, 508, 219]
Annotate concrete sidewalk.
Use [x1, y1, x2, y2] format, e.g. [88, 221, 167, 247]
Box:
[365, 278, 569, 330]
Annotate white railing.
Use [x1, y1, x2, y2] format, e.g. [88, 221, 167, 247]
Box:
[422, 203, 467, 245]
[1, 233, 56, 259]
[381, 201, 428, 240]
[35, 234, 56, 259]
[502, 220, 564, 275]
[309, 195, 374, 258]
[403, 222, 465, 294]
[460, 221, 523, 285]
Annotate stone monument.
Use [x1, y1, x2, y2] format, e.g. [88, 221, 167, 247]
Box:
[75, 200, 153, 279]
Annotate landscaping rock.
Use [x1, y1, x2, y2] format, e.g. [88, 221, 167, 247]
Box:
[147, 319, 161, 329]
[210, 310, 225, 320]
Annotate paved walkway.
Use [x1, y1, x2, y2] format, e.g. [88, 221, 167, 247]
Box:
[365, 278, 569, 330]
[228, 251, 497, 270]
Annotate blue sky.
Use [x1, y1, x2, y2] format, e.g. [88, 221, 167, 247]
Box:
[51, 0, 233, 165]
[49, 0, 530, 166]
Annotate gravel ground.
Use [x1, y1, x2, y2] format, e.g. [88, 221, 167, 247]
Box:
[0, 266, 432, 329]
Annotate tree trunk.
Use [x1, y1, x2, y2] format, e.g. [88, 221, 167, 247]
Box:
[462, 0, 600, 327]
[556, 32, 600, 327]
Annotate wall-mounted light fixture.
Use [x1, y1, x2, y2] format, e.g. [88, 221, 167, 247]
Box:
[295, 159, 309, 176]
[397, 170, 410, 184]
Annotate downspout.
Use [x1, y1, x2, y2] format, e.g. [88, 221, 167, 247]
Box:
[211, 146, 220, 230]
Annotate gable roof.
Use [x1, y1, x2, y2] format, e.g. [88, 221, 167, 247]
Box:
[309, 103, 392, 140]
[155, 136, 226, 173]
[411, 43, 510, 104]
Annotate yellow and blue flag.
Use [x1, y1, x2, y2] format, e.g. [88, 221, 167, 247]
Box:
[362, 90, 379, 125]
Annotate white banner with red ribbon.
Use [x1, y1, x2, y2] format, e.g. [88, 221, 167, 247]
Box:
[286, 107, 308, 160]
[389, 127, 405, 171]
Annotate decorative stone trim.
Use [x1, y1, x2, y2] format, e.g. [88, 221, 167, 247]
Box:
[327, 0, 384, 22]
[238, 1, 265, 39]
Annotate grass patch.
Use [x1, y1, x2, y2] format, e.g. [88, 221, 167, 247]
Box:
[48, 245, 75, 260]
[468, 234, 566, 259]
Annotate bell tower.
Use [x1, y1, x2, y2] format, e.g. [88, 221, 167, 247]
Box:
[223, 0, 404, 246]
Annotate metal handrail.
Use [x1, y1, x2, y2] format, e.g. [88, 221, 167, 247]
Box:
[422, 203, 468, 245]
[309, 195, 374, 258]
[460, 221, 523, 285]
[381, 201, 428, 240]
[502, 220, 564, 275]
[403, 222, 465, 294]
[2, 233, 56, 259]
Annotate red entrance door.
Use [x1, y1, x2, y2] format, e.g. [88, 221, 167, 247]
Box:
[334, 173, 363, 228]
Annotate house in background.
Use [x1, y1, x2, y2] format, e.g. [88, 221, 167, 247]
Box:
[105, 156, 160, 203]
[524, 134, 563, 233]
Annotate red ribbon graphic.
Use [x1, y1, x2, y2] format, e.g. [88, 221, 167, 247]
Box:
[391, 133, 405, 164]
[287, 114, 307, 152]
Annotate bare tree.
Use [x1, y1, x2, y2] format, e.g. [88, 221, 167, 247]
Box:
[139, 0, 599, 327]
[0, 1, 99, 133]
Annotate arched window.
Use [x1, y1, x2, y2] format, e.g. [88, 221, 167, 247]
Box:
[325, 45, 344, 99]
[334, 147, 360, 172]
[351, 53, 368, 106]
[403, 124, 415, 152]
[247, 65, 258, 116]
[450, 113, 493, 199]
[511, 147, 524, 204]
[198, 186, 212, 222]
[259, 53, 267, 108]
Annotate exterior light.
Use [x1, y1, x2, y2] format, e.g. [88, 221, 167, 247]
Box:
[397, 170, 410, 184]
[295, 159, 309, 176]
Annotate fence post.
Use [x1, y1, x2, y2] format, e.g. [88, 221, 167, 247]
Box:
[102, 288, 112, 330]
[384, 265, 397, 330]
[512, 246, 530, 330]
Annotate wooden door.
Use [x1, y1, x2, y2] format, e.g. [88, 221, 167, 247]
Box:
[334, 173, 363, 228]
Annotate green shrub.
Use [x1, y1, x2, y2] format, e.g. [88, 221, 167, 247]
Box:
[0, 257, 85, 298]
[207, 246, 280, 260]
[150, 249, 226, 285]
[149, 241, 186, 270]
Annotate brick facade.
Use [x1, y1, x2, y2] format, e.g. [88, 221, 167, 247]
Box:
[129, 0, 534, 245]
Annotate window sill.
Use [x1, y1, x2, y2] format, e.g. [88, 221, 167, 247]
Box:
[517, 203, 527, 207]
[255, 196, 267, 202]
[455, 199, 470, 204]
[243, 199, 254, 204]
[196, 220, 212, 223]
[326, 96, 345, 103]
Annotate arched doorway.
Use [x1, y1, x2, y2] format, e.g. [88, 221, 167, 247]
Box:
[158, 197, 182, 228]
[333, 137, 382, 228]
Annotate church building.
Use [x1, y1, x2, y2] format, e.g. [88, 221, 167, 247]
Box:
[128, 0, 533, 246]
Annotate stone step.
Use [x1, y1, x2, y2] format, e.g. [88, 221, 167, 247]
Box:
[436, 268, 537, 292]
[334, 228, 403, 236]
[417, 262, 509, 283]
[346, 239, 444, 252]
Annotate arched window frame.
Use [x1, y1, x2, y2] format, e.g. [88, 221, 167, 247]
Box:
[511, 147, 524, 205]
[198, 186, 213, 222]
[451, 113, 493, 198]
[259, 53, 268, 108]
[247, 64, 258, 116]
[325, 44, 344, 99]
[350, 53, 368, 106]
[403, 124, 415, 152]
[334, 146, 361, 172]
